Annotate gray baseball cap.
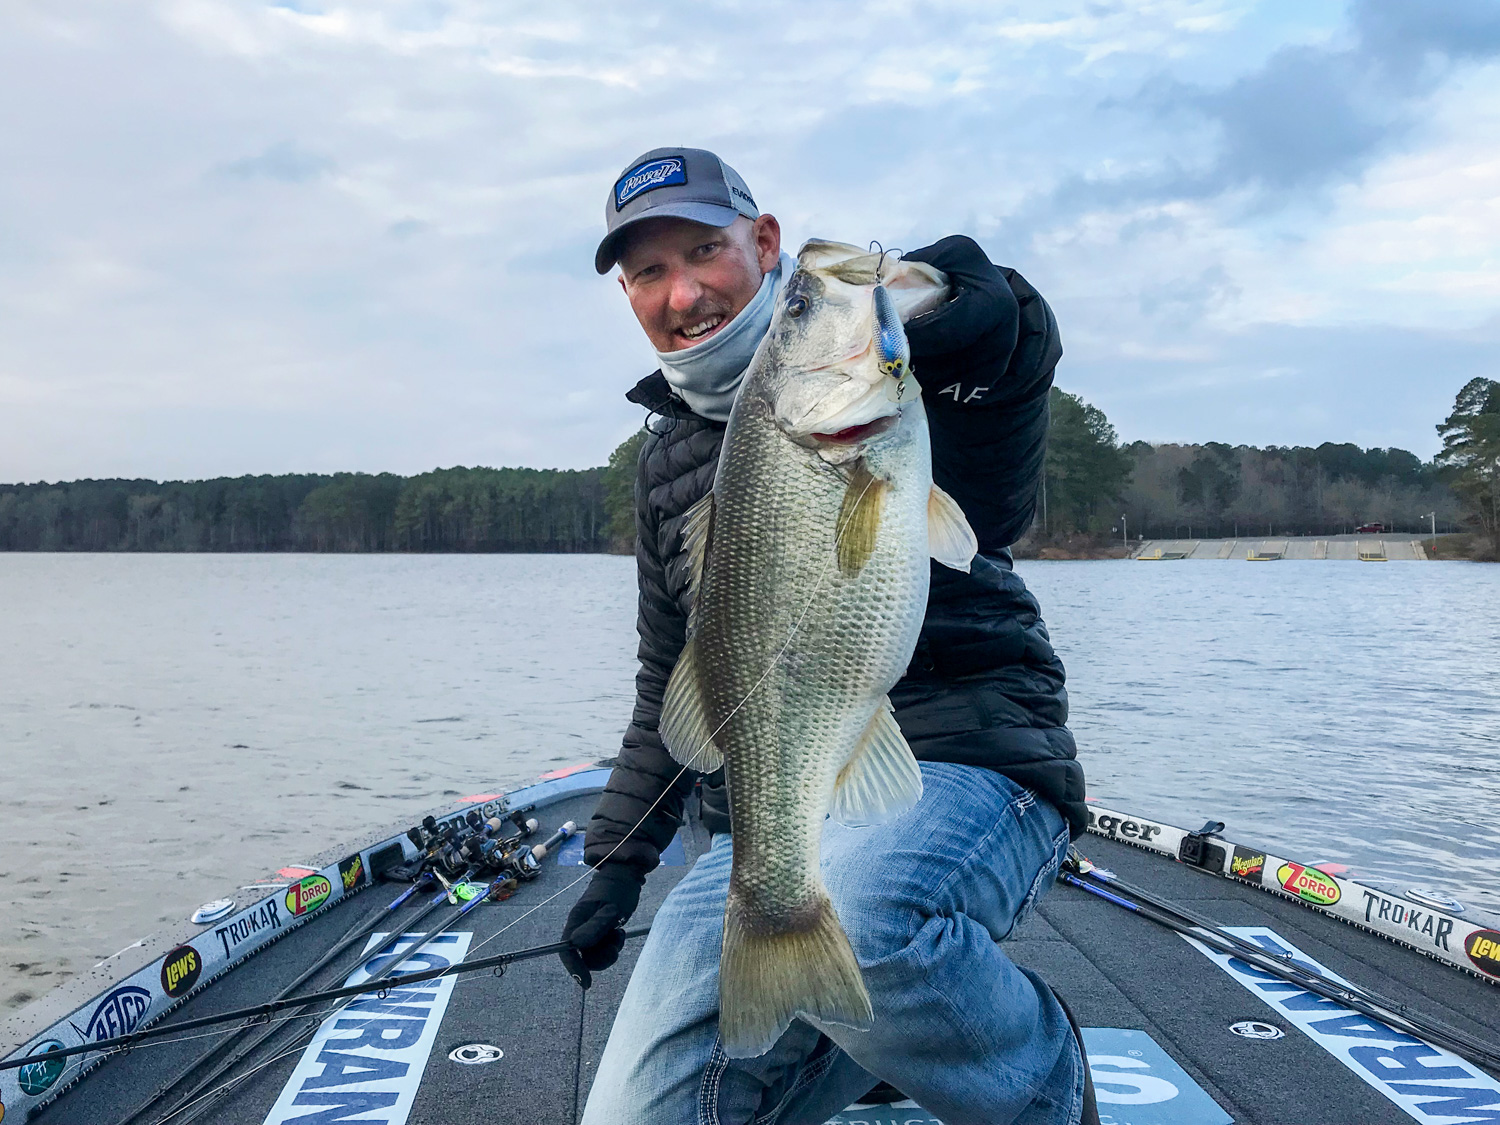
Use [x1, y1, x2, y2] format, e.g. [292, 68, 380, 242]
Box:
[595, 147, 760, 274]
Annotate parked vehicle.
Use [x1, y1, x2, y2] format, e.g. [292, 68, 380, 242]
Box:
[1355, 522, 1386, 533]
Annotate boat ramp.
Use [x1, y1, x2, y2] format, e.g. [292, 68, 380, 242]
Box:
[1134, 535, 1429, 561]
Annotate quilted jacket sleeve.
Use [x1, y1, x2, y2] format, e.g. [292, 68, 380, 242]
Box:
[582, 429, 697, 873]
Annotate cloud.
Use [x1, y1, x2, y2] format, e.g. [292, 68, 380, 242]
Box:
[217, 140, 333, 182]
[0, 0, 1497, 483]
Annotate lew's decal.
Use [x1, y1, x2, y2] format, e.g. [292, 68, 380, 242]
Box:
[1228, 846, 1265, 882]
[339, 853, 367, 893]
[285, 874, 333, 917]
[1087, 811, 1163, 844]
[1359, 890, 1456, 952]
[1466, 929, 1500, 978]
[614, 156, 685, 209]
[262, 930, 474, 1125]
[16, 1040, 66, 1096]
[1277, 861, 1341, 905]
[214, 896, 284, 957]
[161, 944, 203, 997]
[74, 985, 152, 1043]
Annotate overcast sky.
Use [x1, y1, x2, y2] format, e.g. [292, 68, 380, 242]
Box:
[3, 0, 1498, 482]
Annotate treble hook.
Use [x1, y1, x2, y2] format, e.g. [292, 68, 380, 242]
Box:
[868, 240, 902, 280]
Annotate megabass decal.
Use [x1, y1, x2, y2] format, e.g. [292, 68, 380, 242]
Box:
[1277, 861, 1341, 905]
[16, 1040, 66, 1096]
[1228, 846, 1266, 883]
[1466, 929, 1500, 978]
[72, 985, 152, 1043]
[1087, 810, 1163, 844]
[1187, 927, 1500, 1125]
[214, 896, 284, 957]
[614, 156, 685, 209]
[339, 853, 367, 893]
[262, 930, 474, 1125]
[285, 874, 333, 918]
[1358, 890, 1456, 952]
[161, 944, 203, 998]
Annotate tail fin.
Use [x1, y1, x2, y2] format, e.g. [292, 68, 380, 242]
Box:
[718, 895, 873, 1059]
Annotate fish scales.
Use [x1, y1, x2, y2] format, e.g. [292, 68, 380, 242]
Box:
[701, 391, 930, 925]
[659, 239, 974, 1058]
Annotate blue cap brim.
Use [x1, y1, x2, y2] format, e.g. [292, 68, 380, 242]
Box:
[594, 201, 744, 274]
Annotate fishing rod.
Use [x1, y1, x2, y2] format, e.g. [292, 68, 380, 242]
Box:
[143, 817, 570, 1125]
[4, 922, 651, 1078]
[1062, 854, 1500, 1077]
[153, 873, 522, 1125]
[112, 871, 457, 1125]
[119, 814, 554, 1125]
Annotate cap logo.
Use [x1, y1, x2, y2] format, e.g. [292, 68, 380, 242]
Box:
[615, 156, 686, 210]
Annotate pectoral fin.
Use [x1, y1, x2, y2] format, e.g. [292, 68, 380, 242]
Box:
[681, 491, 714, 632]
[830, 700, 923, 827]
[836, 462, 888, 576]
[928, 485, 977, 572]
[660, 638, 724, 772]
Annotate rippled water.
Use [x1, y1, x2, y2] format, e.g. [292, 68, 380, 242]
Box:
[1, 553, 1496, 1017]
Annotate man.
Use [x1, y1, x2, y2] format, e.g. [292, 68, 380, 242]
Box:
[561, 147, 1093, 1125]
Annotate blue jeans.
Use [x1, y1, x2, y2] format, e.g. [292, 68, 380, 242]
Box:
[582, 762, 1081, 1125]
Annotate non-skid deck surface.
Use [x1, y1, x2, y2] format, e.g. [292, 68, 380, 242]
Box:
[38, 795, 1500, 1125]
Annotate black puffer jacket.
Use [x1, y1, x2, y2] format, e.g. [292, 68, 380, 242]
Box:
[584, 237, 1086, 879]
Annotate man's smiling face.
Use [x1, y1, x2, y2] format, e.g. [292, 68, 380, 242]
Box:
[617, 213, 781, 353]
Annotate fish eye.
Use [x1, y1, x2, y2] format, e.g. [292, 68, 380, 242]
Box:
[785, 296, 808, 318]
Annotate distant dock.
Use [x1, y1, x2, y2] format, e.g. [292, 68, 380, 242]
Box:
[1132, 535, 1430, 561]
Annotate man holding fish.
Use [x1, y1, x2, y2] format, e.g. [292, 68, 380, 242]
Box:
[560, 147, 1094, 1125]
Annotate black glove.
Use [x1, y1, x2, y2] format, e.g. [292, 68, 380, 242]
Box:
[901, 235, 1020, 406]
[559, 864, 644, 990]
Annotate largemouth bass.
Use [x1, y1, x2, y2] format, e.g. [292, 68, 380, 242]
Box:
[660, 239, 978, 1058]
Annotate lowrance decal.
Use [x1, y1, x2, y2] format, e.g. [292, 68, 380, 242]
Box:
[1185, 926, 1500, 1124]
[262, 930, 472, 1125]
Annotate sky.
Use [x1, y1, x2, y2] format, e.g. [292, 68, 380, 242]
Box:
[2, 0, 1499, 482]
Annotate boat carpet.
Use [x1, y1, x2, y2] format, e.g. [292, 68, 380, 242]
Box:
[35, 789, 1500, 1125]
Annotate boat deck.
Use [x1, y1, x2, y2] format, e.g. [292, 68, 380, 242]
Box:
[27, 781, 1500, 1125]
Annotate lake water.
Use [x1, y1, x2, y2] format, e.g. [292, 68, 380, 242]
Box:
[1, 554, 1496, 1017]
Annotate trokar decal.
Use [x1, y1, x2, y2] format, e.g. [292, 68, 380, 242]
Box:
[284, 874, 333, 918]
[339, 853, 367, 893]
[74, 985, 152, 1043]
[1276, 861, 1341, 905]
[1465, 929, 1500, 978]
[213, 896, 284, 957]
[1228, 846, 1266, 882]
[1358, 890, 1456, 952]
[16, 1040, 66, 1096]
[160, 944, 203, 998]
[1186, 926, 1500, 1125]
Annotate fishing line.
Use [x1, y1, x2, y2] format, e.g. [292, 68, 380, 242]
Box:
[462, 471, 882, 963]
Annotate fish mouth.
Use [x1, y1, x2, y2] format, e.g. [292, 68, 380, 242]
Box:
[809, 414, 898, 444]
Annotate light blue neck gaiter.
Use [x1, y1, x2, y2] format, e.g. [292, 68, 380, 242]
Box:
[655, 252, 793, 422]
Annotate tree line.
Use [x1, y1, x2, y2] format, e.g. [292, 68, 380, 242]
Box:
[4, 378, 1496, 554]
[0, 466, 612, 552]
[1037, 379, 1498, 552]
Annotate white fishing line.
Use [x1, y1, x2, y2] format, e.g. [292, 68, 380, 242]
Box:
[461, 472, 880, 963]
